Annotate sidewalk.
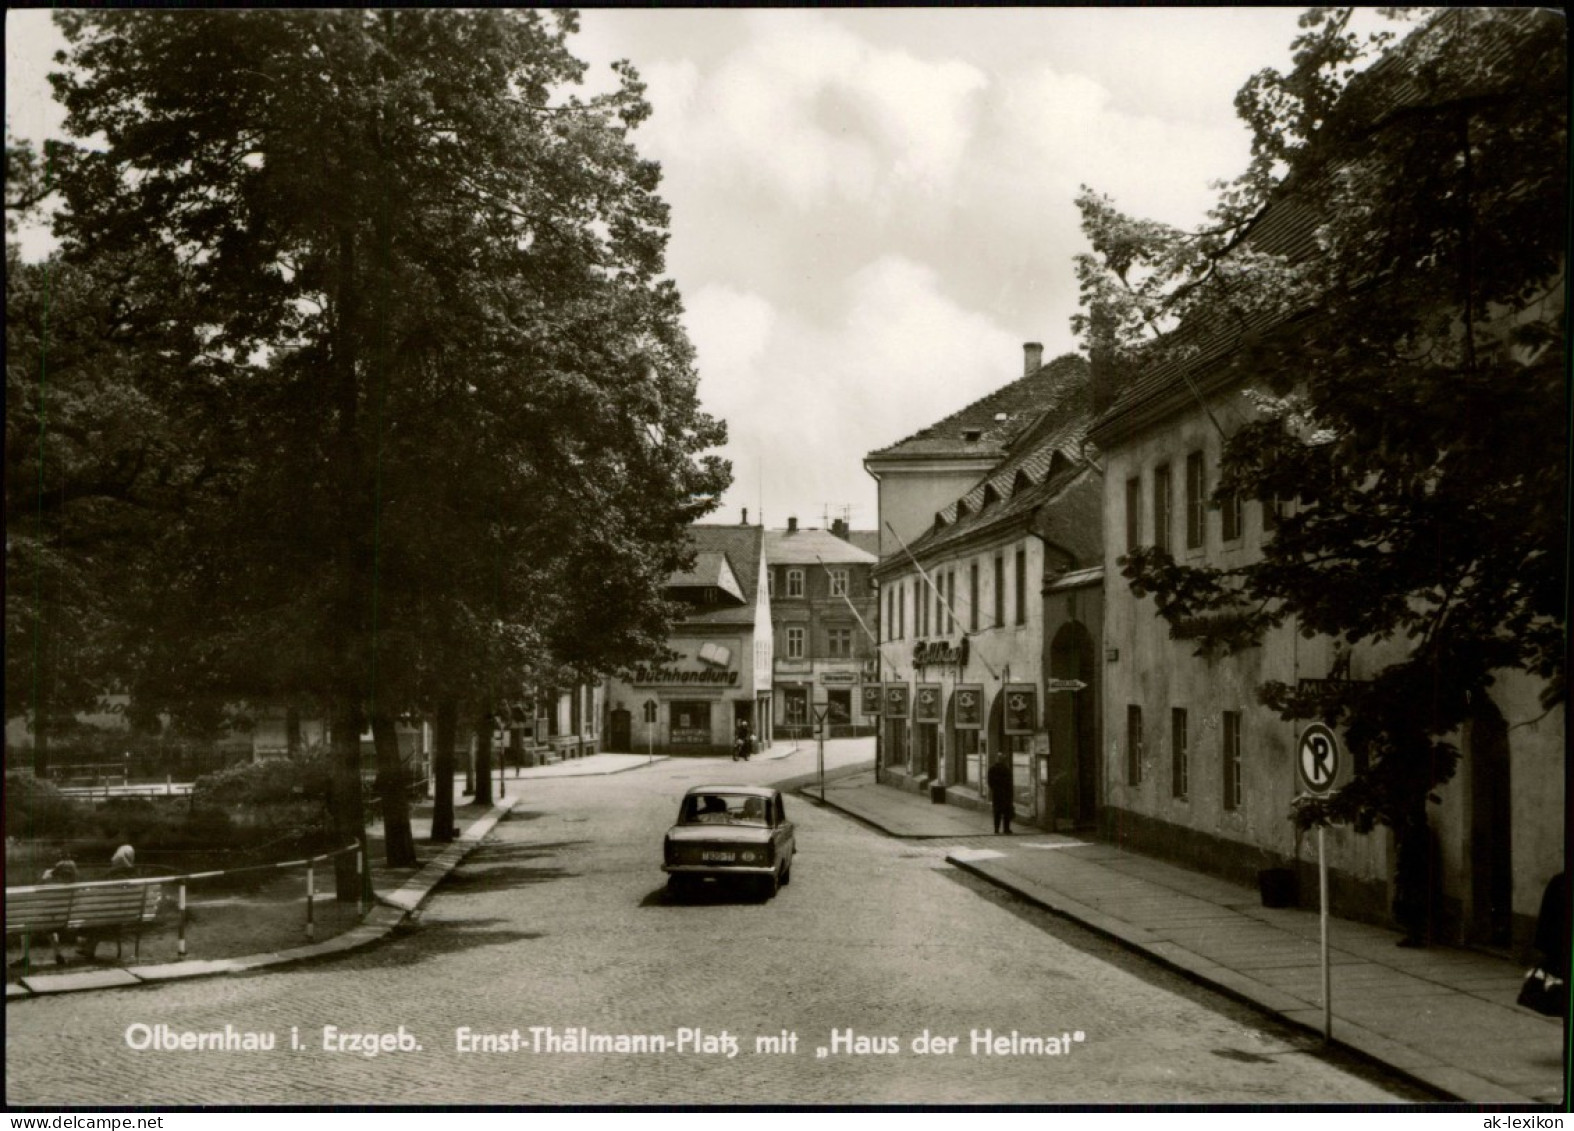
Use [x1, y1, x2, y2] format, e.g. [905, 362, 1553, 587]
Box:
[804, 771, 1566, 1106]
[7, 794, 522, 1000]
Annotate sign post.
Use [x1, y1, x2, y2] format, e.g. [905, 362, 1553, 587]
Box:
[1298, 722, 1341, 1043]
[811, 703, 832, 800]
[643, 699, 658, 764]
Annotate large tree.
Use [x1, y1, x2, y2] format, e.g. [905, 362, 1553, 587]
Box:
[1075, 8, 1565, 936]
[46, 10, 727, 889]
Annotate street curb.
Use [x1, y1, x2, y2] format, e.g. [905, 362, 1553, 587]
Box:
[806, 782, 1544, 1106]
[9, 796, 520, 999]
[945, 853, 1539, 1106]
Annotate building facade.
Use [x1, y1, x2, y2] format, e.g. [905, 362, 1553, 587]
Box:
[603, 522, 773, 757]
[867, 348, 1104, 830]
[764, 518, 880, 738]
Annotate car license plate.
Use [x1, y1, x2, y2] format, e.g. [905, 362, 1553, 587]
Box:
[701, 851, 735, 862]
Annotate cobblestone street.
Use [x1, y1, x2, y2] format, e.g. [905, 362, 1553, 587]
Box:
[6, 746, 1424, 1105]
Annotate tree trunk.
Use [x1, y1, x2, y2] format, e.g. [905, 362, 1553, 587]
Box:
[474, 710, 494, 807]
[430, 698, 458, 842]
[371, 712, 418, 867]
[329, 700, 369, 902]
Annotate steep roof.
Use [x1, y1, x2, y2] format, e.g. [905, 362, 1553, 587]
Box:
[867, 353, 1090, 461]
[675, 524, 764, 626]
[764, 527, 877, 566]
[670, 550, 745, 604]
[883, 359, 1099, 565]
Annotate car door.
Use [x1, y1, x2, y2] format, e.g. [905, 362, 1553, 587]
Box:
[774, 793, 794, 863]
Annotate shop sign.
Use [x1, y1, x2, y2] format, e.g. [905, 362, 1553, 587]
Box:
[1004, 683, 1038, 735]
[820, 671, 858, 684]
[860, 684, 883, 716]
[953, 684, 984, 730]
[914, 684, 942, 723]
[883, 683, 910, 718]
[630, 666, 739, 687]
[913, 638, 969, 667]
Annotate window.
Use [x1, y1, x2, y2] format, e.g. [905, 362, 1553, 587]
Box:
[899, 582, 906, 639]
[1153, 463, 1172, 553]
[786, 626, 804, 659]
[1222, 710, 1242, 810]
[1014, 547, 1027, 626]
[1261, 495, 1286, 533]
[1222, 491, 1243, 543]
[1126, 705, 1144, 786]
[993, 555, 1005, 628]
[784, 689, 808, 727]
[1185, 450, 1205, 550]
[934, 581, 942, 635]
[827, 627, 852, 659]
[919, 582, 929, 637]
[969, 562, 979, 632]
[1125, 475, 1141, 553]
[828, 568, 848, 597]
[767, 570, 775, 598]
[1171, 708, 1188, 799]
[945, 571, 955, 634]
[786, 568, 804, 597]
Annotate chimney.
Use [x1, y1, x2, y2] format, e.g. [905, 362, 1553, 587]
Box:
[1023, 341, 1044, 375]
[831, 518, 849, 541]
[787, 516, 798, 534]
[741, 507, 748, 525]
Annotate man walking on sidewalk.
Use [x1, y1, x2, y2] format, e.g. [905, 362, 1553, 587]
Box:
[987, 754, 1013, 834]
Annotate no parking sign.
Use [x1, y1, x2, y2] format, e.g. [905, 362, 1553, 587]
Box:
[1297, 723, 1339, 795]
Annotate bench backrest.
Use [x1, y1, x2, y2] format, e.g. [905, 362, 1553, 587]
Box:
[64, 883, 160, 929]
[4, 888, 77, 932]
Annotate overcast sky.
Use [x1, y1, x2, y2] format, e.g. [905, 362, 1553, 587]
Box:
[7, 8, 1351, 533]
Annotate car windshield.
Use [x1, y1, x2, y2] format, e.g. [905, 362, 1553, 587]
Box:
[680, 793, 771, 827]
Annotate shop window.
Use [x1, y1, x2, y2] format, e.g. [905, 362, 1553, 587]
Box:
[670, 701, 711, 746]
[1222, 710, 1242, 810]
[827, 689, 851, 725]
[785, 689, 808, 727]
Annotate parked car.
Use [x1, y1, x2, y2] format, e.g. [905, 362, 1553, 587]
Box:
[662, 785, 794, 899]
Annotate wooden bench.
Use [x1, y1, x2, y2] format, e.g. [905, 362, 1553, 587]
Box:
[6, 882, 163, 970]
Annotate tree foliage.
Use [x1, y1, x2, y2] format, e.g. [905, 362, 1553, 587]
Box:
[37, 10, 729, 879]
[1075, 8, 1566, 838]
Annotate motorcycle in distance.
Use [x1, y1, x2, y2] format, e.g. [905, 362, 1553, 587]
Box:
[732, 725, 753, 762]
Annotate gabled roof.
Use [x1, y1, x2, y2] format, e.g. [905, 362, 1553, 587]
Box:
[866, 354, 1090, 461]
[674, 524, 765, 626]
[670, 550, 746, 604]
[764, 527, 877, 566]
[881, 359, 1098, 566]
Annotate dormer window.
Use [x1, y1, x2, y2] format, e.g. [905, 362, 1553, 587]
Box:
[962, 428, 982, 442]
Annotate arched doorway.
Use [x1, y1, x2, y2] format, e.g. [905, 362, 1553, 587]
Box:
[1048, 622, 1098, 829]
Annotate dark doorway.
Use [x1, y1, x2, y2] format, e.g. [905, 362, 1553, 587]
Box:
[609, 708, 631, 753]
[1049, 622, 1098, 828]
[1469, 698, 1513, 945]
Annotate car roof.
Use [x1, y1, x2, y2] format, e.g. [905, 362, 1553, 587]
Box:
[684, 785, 778, 798]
